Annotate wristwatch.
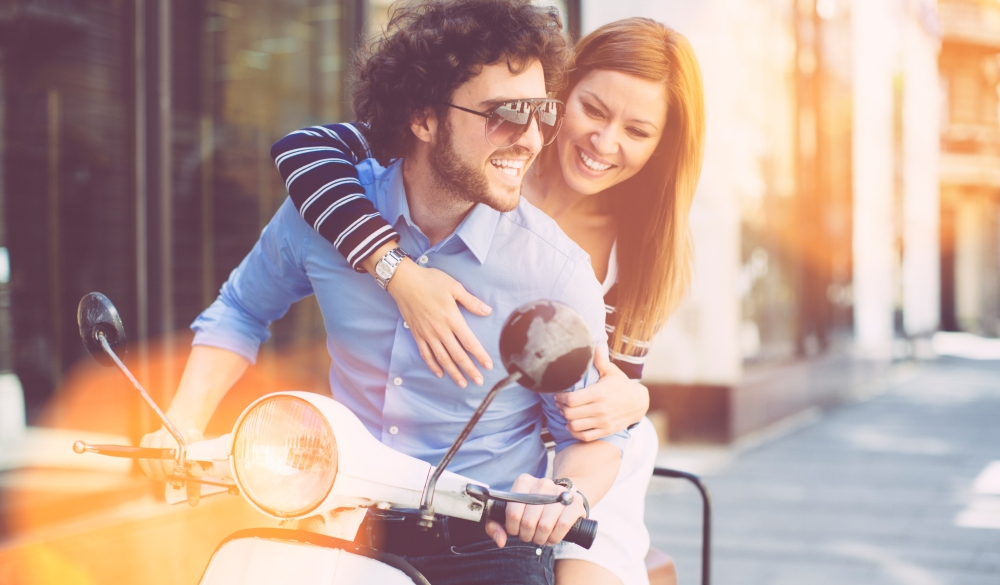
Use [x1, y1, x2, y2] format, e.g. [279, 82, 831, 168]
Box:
[374, 247, 410, 290]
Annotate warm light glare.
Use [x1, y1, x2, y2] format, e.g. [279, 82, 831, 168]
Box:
[233, 396, 337, 518]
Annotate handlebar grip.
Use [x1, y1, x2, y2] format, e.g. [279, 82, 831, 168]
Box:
[486, 500, 598, 549]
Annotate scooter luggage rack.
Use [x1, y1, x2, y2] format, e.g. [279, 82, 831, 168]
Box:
[652, 466, 712, 585]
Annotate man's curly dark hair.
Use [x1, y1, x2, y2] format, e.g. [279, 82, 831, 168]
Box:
[352, 0, 571, 165]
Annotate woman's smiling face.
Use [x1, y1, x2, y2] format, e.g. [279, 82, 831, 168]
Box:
[555, 69, 669, 196]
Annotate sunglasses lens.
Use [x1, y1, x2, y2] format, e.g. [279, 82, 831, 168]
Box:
[538, 100, 565, 146]
[484, 100, 565, 147]
[486, 102, 534, 147]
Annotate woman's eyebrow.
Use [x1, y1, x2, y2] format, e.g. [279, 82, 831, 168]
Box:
[580, 90, 660, 131]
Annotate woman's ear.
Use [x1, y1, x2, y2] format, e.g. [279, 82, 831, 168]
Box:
[410, 107, 439, 144]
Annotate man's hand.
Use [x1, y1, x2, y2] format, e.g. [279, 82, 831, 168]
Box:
[483, 474, 587, 548]
[137, 426, 204, 481]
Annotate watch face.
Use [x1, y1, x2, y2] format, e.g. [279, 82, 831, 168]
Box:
[376, 261, 393, 280]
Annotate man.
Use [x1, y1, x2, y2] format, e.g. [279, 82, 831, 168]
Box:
[141, 1, 625, 583]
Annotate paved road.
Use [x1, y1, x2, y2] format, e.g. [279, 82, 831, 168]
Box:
[646, 358, 1000, 585]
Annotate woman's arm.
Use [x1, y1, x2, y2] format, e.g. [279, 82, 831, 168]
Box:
[271, 123, 398, 270]
[270, 123, 493, 386]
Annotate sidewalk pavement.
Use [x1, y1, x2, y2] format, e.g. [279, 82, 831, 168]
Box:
[647, 357, 1000, 585]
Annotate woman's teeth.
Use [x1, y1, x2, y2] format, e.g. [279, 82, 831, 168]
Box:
[579, 149, 612, 172]
[491, 158, 525, 177]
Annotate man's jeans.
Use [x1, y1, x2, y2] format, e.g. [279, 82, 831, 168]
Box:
[403, 540, 555, 585]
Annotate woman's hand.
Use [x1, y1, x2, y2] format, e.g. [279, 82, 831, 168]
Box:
[555, 348, 650, 441]
[386, 259, 493, 387]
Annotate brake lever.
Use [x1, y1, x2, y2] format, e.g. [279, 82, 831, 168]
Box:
[73, 441, 176, 459]
[465, 484, 573, 506]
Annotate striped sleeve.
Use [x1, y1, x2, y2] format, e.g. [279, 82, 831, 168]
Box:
[602, 283, 648, 379]
[270, 122, 399, 271]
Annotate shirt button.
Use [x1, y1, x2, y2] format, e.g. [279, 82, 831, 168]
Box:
[403, 321, 410, 329]
[393, 377, 403, 386]
[418, 255, 429, 265]
[389, 426, 399, 435]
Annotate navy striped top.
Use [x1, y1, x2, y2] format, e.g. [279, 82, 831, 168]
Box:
[270, 123, 648, 378]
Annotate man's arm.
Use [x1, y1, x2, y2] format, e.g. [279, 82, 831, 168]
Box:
[139, 201, 315, 480]
[484, 253, 627, 548]
[138, 346, 249, 480]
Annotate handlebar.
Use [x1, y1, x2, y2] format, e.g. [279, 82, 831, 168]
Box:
[485, 500, 597, 549]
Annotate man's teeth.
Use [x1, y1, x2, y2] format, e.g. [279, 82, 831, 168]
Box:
[579, 150, 612, 172]
[491, 159, 525, 177]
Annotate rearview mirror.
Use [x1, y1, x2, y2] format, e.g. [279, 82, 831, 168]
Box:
[77, 292, 128, 367]
[499, 299, 594, 393]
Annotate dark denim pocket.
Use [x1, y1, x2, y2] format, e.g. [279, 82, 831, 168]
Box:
[405, 542, 555, 585]
[450, 539, 541, 556]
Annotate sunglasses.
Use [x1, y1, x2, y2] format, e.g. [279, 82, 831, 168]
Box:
[445, 98, 566, 148]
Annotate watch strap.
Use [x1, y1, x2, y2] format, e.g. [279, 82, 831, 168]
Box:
[374, 247, 410, 289]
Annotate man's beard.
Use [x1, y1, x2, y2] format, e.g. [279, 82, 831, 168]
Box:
[428, 120, 523, 213]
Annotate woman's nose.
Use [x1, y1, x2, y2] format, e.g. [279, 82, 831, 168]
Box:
[590, 126, 617, 156]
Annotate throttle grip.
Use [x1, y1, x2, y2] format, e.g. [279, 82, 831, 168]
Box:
[486, 500, 597, 549]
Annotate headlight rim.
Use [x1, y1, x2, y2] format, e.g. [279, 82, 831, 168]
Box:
[231, 393, 338, 519]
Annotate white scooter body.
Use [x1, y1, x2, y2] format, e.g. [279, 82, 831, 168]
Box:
[180, 391, 492, 585]
[73, 293, 596, 585]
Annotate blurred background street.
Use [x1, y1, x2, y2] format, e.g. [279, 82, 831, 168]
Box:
[1, 0, 1000, 583]
[649, 356, 1000, 585]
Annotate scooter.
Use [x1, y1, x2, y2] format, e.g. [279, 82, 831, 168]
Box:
[72, 293, 601, 585]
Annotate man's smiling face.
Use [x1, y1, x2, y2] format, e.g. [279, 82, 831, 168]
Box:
[428, 59, 547, 212]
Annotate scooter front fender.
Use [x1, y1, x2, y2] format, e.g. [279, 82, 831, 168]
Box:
[199, 529, 428, 585]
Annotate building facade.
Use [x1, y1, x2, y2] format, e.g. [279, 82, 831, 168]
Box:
[938, 0, 1000, 336]
[0, 0, 364, 435]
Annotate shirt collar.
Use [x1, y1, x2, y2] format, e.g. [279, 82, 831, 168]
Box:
[381, 162, 501, 265]
[382, 161, 411, 227]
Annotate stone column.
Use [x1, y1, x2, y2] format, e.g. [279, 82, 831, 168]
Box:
[901, 4, 941, 338]
[851, 0, 899, 355]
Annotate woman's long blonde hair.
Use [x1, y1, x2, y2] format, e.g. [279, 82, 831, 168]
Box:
[563, 18, 706, 355]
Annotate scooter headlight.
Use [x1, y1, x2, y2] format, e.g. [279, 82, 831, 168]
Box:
[232, 395, 337, 518]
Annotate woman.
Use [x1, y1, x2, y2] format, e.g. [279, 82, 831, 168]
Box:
[272, 18, 705, 585]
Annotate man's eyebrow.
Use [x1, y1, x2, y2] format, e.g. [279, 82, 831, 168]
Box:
[580, 90, 660, 131]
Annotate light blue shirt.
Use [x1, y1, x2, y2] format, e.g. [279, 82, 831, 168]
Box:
[192, 159, 626, 489]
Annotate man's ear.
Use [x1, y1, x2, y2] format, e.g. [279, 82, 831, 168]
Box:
[409, 107, 438, 144]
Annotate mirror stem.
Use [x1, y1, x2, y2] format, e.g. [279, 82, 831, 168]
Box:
[97, 331, 188, 477]
[418, 371, 522, 528]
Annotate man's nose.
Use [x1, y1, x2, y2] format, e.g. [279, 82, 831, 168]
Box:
[515, 113, 544, 154]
